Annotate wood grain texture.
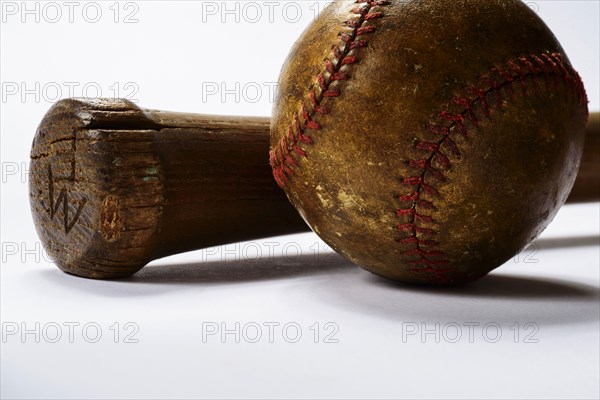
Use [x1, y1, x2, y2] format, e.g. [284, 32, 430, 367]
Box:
[29, 98, 307, 279]
[568, 112, 600, 203]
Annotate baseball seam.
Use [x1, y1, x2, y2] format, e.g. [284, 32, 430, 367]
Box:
[399, 52, 588, 283]
[269, 1, 588, 284]
[269, 0, 390, 187]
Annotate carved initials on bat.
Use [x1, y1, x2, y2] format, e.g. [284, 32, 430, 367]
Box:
[48, 164, 86, 233]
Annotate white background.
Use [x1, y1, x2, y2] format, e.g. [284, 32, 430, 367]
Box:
[1, 1, 599, 399]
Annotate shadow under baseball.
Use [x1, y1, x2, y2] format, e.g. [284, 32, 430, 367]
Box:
[534, 235, 599, 250]
[369, 272, 598, 299]
[301, 269, 599, 326]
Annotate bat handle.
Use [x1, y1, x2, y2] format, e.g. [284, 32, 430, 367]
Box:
[29, 98, 307, 279]
[568, 112, 600, 203]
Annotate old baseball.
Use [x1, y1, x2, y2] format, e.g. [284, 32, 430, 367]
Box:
[270, 0, 588, 285]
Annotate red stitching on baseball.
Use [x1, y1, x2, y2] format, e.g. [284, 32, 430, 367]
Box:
[270, 0, 389, 188]
[399, 52, 588, 284]
[269, 3, 587, 284]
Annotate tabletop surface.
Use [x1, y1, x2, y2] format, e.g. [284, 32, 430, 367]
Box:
[1, 1, 599, 399]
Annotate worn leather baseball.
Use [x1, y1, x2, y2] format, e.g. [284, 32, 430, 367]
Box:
[270, 0, 589, 285]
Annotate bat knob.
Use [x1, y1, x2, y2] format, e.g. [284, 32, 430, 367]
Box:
[29, 98, 163, 279]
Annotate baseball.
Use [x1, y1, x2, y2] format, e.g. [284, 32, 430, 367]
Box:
[270, 0, 589, 285]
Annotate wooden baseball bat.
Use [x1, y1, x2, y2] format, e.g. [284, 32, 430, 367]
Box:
[30, 98, 599, 279]
[570, 111, 600, 202]
[29, 98, 308, 279]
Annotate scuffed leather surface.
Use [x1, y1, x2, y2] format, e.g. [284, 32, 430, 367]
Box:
[270, 0, 588, 285]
